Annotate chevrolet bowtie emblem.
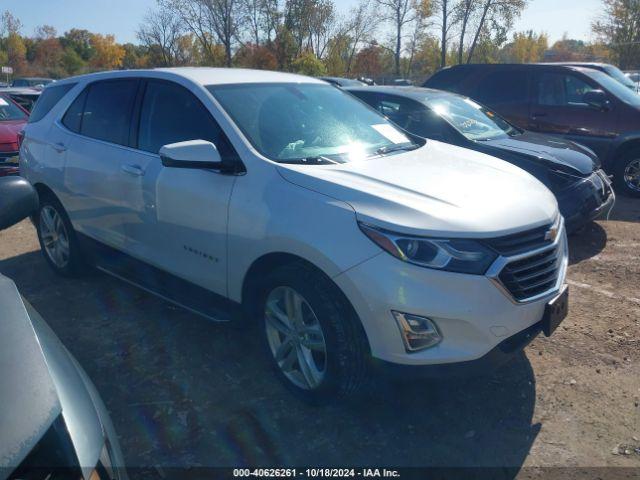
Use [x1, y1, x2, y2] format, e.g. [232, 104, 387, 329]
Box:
[545, 226, 559, 242]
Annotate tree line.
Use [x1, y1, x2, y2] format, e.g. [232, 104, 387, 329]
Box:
[0, 0, 637, 83]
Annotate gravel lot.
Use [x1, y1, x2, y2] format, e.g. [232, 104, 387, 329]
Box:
[0, 197, 639, 479]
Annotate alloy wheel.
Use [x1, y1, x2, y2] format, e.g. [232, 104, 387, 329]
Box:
[624, 159, 640, 192]
[264, 286, 327, 390]
[39, 206, 70, 269]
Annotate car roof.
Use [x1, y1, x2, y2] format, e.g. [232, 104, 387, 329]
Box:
[55, 67, 325, 87]
[431, 63, 604, 77]
[540, 62, 609, 68]
[345, 85, 465, 104]
[0, 87, 42, 95]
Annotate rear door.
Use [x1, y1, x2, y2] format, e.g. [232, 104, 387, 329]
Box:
[529, 69, 618, 160]
[470, 68, 531, 129]
[123, 78, 239, 296]
[61, 78, 140, 250]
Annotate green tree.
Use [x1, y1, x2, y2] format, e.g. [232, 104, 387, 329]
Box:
[61, 46, 86, 75]
[291, 50, 326, 75]
[593, 0, 640, 69]
[500, 30, 547, 63]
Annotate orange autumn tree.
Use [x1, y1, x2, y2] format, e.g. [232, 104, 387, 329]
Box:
[89, 33, 125, 70]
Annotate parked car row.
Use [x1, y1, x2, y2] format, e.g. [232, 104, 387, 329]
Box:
[346, 86, 614, 233]
[424, 63, 640, 197]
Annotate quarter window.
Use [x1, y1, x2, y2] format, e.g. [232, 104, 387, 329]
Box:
[28, 83, 75, 123]
[80, 79, 138, 146]
[137, 80, 233, 157]
[474, 70, 529, 105]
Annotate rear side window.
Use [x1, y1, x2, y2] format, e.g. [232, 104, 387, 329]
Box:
[473, 70, 529, 105]
[28, 83, 75, 123]
[80, 79, 138, 146]
[137, 80, 234, 158]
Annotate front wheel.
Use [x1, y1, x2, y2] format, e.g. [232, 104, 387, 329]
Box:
[258, 263, 370, 403]
[36, 195, 85, 276]
[614, 152, 640, 198]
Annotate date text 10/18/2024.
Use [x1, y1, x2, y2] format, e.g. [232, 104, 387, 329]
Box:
[233, 469, 401, 478]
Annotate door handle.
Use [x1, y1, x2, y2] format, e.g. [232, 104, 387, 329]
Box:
[121, 164, 145, 176]
[531, 112, 548, 119]
[52, 142, 67, 153]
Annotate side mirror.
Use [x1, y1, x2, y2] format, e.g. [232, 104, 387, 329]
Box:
[0, 177, 39, 230]
[583, 90, 610, 110]
[160, 140, 223, 170]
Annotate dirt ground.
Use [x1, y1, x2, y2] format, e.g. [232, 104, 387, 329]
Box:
[0, 197, 639, 479]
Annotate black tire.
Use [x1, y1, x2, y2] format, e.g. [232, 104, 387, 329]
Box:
[35, 193, 86, 276]
[613, 150, 640, 198]
[256, 262, 370, 403]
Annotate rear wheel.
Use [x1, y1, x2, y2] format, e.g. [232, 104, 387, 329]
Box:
[36, 195, 85, 276]
[257, 263, 370, 403]
[614, 152, 640, 198]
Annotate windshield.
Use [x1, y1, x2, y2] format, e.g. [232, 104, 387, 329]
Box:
[426, 95, 519, 141]
[584, 69, 640, 106]
[207, 83, 416, 163]
[603, 65, 637, 89]
[0, 95, 27, 121]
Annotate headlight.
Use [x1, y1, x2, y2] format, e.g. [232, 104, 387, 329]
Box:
[359, 222, 498, 274]
[546, 169, 582, 192]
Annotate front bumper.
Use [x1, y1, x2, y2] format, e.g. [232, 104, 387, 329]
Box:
[559, 170, 615, 233]
[372, 318, 543, 379]
[334, 225, 568, 367]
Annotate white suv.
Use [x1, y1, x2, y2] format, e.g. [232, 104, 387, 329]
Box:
[20, 68, 569, 401]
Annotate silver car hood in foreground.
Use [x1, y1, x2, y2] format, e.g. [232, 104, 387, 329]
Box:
[0, 276, 61, 471]
[278, 140, 558, 237]
[0, 275, 124, 479]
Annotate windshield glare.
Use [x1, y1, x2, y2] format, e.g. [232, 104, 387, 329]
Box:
[207, 83, 414, 163]
[585, 69, 640, 106]
[427, 95, 518, 141]
[0, 96, 27, 121]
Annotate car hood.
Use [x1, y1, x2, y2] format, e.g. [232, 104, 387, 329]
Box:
[277, 141, 558, 237]
[482, 132, 598, 175]
[0, 120, 26, 144]
[0, 276, 61, 472]
[0, 275, 107, 479]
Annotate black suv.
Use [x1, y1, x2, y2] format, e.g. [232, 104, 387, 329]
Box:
[424, 63, 640, 197]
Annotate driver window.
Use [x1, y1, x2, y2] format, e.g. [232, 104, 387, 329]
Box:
[537, 73, 596, 107]
[138, 80, 235, 159]
[376, 95, 447, 141]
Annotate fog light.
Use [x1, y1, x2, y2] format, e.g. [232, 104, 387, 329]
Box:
[392, 311, 442, 352]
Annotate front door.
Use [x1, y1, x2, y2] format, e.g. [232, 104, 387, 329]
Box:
[124, 79, 240, 297]
[529, 70, 618, 160]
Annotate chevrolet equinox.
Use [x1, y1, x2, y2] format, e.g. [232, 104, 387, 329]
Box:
[21, 69, 569, 401]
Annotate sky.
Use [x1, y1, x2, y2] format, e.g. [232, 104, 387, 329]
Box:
[4, 0, 604, 45]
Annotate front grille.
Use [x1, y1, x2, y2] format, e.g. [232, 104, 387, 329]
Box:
[483, 223, 553, 256]
[498, 245, 561, 301]
[0, 150, 19, 163]
[486, 218, 565, 302]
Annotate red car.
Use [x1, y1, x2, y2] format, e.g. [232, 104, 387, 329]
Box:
[0, 93, 28, 177]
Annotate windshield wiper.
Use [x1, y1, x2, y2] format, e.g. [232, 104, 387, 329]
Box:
[375, 143, 420, 156]
[278, 156, 341, 165]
